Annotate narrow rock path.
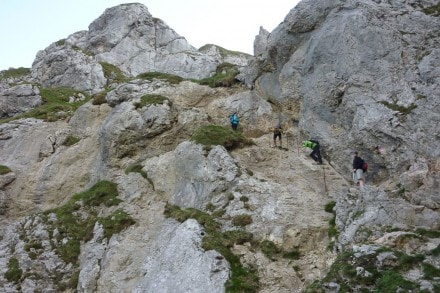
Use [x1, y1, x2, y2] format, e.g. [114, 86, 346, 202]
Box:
[232, 130, 350, 291]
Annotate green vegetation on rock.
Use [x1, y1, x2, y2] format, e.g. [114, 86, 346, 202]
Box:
[137, 71, 183, 84]
[135, 94, 169, 109]
[100, 62, 128, 84]
[62, 135, 81, 146]
[196, 63, 240, 88]
[0, 67, 30, 80]
[164, 203, 259, 292]
[37, 181, 135, 289]
[0, 165, 12, 175]
[423, 3, 440, 16]
[191, 124, 254, 151]
[0, 87, 90, 124]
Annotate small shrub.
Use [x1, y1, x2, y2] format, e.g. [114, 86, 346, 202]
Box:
[324, 201, 335, 213]
[205, 203, 215, 211]
[239, 196, 249, 202]
[283, 249, 301, 259]
[191, 124, 254, 151]
[0, 165, 12, 175]
[5, 257, 23, 283]
[55, 39, 66, 46]
[135, 94, 168, 109]
[231, 214, 252, 227]
[260, 240, 280, 260]
[63, 135, 81, 146]
[137, 71, 183, 84]
[91, 91, 107, 105]
[57, 239, 80, 264]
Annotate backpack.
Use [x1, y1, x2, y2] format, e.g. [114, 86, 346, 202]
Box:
[230, 114, 239, 125]
[362, 161, 368, 173]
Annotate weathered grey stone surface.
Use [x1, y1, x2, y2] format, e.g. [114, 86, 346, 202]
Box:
[244, 0, 440, 196]
[134, 219, 229, 293]
[0, 84, 41, 118]
[31, 44, 106, 94]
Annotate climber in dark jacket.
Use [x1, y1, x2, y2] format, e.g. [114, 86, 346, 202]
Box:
[352, 151, 365, 187]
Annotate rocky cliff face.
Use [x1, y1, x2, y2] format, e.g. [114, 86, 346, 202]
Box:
[0, 1, 439, 292]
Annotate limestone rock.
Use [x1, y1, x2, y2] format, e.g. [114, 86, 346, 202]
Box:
[31, 44, 106, 94]
[0, 83, 42, 118]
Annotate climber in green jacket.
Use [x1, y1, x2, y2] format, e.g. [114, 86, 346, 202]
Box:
[302, 139, 323, 164]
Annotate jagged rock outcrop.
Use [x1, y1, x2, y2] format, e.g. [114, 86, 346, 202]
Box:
[0, 84, 41, 118]
[244, 0, 440, 196]
[30, 3, 251, 94]
[31, 44, 107, 94]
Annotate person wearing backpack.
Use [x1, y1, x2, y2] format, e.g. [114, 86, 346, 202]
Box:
[352, 151, 365, 187]
[273, 124, 282, 148]
[229, 112, 239, 131]
[302, 139, 323, 164]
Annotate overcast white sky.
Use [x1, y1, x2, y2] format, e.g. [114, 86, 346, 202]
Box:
[0, 0, 301, 70]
